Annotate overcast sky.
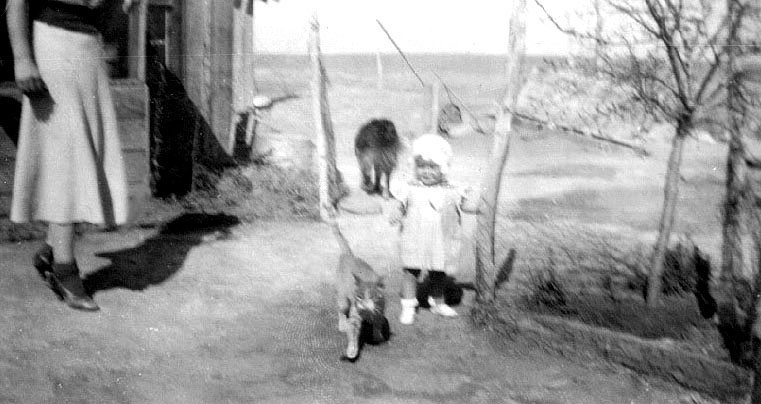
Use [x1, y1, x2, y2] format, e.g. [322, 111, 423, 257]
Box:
[253, 0, 600, 55]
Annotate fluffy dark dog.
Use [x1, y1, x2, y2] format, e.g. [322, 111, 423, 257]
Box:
[354, 119, 401, 199]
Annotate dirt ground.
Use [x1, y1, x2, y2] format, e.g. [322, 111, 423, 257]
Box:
[0, 126, 730, 403]
[0, 215, 720, 404]
[0, 55, 734, 402]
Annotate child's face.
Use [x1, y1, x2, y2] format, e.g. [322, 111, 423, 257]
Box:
[414, 156, 444, 186]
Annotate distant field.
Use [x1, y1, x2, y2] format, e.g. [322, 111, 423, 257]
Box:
[255, 53, 561, 114]
[253, 53, 728, 268]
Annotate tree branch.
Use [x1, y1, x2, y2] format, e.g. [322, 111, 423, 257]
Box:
[608, 0, 660, 37]
[504, 107, 650, 156]
[644, 0, 693, 113]
[532, 0, 610, 45]
[694, 12, 731, 104]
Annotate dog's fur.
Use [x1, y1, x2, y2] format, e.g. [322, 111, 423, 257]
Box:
[354, 119, 401, 199]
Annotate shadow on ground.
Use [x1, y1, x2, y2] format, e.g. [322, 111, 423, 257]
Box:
[84, 213, 239, 294]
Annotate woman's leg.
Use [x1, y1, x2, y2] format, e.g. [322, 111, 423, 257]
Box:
[47, 222, 75, 264]
[44, 222, 99, 311]
[33, 223, 72, 277]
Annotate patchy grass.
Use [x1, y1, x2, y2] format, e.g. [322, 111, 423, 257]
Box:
[155, 163, 322, 222]
[520, 289, 727, 362]
[504, 224, 728, 362]
[528, 292, 720, 344]
[0, 221, 46, 242]
[216, 163, 321, 219]
[0, 162, 325, 244]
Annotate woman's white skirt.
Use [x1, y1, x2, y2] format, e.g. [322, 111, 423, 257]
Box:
[11, 22, 128, 226]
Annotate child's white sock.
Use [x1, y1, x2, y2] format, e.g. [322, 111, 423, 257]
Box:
[399, 298, 418, 325]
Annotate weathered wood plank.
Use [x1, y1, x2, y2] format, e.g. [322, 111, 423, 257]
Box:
[117, 119, 148, 150]
[112, 80, 148, 121]
[122, 150, 150, 184]
[111, 78, 150, 220]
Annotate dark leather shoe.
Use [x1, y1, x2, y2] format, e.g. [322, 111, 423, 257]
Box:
[33, 244, 54, 279]
[44, 272, 100, 312]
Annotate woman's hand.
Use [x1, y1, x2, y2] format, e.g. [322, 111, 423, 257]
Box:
[14, 59, 47, 96]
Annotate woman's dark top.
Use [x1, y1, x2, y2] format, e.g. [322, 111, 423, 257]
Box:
[32, 1, 103, 34]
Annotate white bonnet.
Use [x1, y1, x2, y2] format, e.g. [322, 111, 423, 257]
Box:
[411, 133, 453, 175]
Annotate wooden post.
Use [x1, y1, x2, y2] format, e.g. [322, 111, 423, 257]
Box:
[207, 0, 234, 154]
[167, 0, 183, 76]
[232, 0, 256, 112]
[118, 1, 150, 219]
[718, 0, 745, 353]
[310, 16, 340, 220]
[376, 51, 383, 90]
[594, 0, 603, 76]
[474, 0, 527, 303]
[230, 0, 256, 158]
[127, 0, 148, 80]
[430, 79, 441, 134]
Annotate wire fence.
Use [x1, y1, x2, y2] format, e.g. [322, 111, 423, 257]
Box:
[251, 45, 732, 306]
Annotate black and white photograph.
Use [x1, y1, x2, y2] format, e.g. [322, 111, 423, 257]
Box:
[1, 0, 760, 403]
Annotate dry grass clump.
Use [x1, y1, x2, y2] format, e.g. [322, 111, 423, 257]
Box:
[494, 221, 723, 357]
[0, 221, 46, 242]
[496, 221, 703, 299]
[183, 163, 321, 220]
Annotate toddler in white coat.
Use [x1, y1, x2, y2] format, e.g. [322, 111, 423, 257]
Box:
[389, 134, 479, 324]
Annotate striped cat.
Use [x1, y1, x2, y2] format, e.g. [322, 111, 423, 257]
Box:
[327, 211, 390, 361]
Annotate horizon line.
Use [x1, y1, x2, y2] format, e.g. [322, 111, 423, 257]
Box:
[254, 51, 572, 57]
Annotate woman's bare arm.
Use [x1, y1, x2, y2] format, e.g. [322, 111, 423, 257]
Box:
[6, 0, 47, 95]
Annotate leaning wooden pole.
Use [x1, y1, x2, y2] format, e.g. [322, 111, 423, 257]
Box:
[722, 2, 761, 401]
[376, 50, 383, 90]
[310, 16, 340, 220]
[718, 0, 747, 362]
[474, 0, 527, 303]
[430, 79, 442, 133]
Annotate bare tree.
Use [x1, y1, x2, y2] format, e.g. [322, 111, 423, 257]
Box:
[536, 0, 744, 307]
[474, 0, 527, 303]
[607, 0, 744, 307]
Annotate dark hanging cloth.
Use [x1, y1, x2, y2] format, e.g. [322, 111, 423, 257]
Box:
[32, 0, 104, 34]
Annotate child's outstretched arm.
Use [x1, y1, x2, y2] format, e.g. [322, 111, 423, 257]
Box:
[388, 199, 405, 226]
[387, 180, 409, 225]
[460, 186, 481, 214]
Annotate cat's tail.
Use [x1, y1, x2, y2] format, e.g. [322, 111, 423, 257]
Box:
[323, 204, 353, 256]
